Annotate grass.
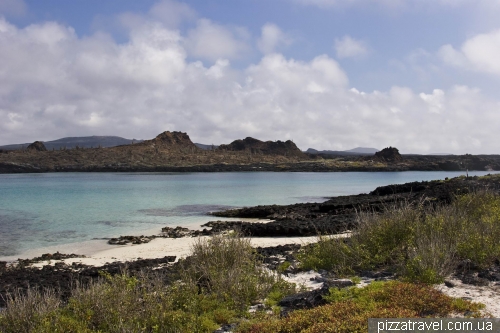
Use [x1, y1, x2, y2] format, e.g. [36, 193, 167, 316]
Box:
[298, 191, 500, 283]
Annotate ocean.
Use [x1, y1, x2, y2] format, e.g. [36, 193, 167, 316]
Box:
[0, 171, 497, 259]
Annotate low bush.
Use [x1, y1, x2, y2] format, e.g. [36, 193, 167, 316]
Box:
[180, 233, 293, 312]
[238, 281, 484, 333]
[298, 191, 500, 283]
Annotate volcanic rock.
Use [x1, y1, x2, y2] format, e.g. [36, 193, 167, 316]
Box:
[374, 146, 402, 162]
[139, 131, 199, 152]
[26, 141, 47, 152]
[218, 137, 305, 157]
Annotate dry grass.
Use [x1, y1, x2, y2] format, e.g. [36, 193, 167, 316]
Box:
[299, 191, 500, 283]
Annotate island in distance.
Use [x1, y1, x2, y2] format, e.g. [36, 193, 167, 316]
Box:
[0, 131, 499, 173]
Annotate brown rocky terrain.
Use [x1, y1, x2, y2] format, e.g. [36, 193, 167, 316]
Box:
[373, 146, 402, 162]
[0, 130, 499, 173]
[26, 141, 47, 152]
[218, 137, 306, 158]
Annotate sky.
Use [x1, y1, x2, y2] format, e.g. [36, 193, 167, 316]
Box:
[1, 0, 500, 153]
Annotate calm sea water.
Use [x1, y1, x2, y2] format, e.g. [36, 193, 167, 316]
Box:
[0, 171, 497, 258]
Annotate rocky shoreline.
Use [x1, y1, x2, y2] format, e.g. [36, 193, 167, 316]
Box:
[2, 157, 500, 173]
[108, 175, 500, 243]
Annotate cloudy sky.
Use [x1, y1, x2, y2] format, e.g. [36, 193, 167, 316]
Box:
[1, 0, 500, 153]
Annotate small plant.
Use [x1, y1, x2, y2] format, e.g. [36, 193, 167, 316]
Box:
[350, 276, 362, 285]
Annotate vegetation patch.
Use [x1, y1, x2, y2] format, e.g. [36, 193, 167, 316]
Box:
[298, 191, 500, 283]
[238, 281, 484, 333]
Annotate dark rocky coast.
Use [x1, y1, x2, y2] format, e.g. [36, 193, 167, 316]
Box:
[204, 174, 500, 237]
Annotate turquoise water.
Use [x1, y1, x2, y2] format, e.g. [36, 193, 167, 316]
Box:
[0, 171, 497, 257]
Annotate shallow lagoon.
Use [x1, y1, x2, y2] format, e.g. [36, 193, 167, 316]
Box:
[0, 171, 497, 258]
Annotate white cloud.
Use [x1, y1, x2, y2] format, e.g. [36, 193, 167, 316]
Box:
[184, 19, 250, 62]
[334, 36, 368, 59]
[0, 17, 499, 154]
[439, 29, 500, 76]
[419, 89, 445, 114]
[257, 23, 292, 54]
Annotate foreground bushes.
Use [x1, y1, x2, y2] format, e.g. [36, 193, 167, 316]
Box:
[0, 233, 295, 333]
[239, 281, 484, 333]
[299, 191, 500, 283]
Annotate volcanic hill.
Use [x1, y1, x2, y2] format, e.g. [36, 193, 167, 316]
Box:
[218, 137, 305, 158]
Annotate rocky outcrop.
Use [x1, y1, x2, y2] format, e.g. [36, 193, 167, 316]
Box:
[218, 137, 305, 157]
[26, 141, 47, 152]
[374, 146, 402, 162]
[139, 131, 199, 151]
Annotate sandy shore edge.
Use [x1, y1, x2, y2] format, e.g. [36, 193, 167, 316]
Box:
[34, 235, 330, 267]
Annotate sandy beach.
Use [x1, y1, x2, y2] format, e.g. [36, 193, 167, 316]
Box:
[27, 235, 326, 268]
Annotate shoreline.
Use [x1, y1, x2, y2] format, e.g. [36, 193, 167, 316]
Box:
[0, 217, 275, 264]
[27, 235, 339, 268]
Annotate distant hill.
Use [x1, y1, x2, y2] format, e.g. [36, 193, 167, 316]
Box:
[195, 143, 219, 150]
[344, 147, 379, 154]
[428, 153, 455, 156]
[0, 136, 143, 151]
[306, 147, 379, 156]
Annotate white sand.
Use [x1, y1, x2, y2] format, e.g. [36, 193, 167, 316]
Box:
[29, 235, 325, 268]
[435, 278, 500, 318]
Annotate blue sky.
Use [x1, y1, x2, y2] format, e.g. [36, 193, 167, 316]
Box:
[1, 0, 500, 153]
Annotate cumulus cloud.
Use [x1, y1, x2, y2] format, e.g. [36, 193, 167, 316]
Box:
[439, 29, 500, 76]
[184, 19, 250, 62]
[334, 35, 368, 59]
[0, 17, 499, 154]
[257, 23, 292, 54]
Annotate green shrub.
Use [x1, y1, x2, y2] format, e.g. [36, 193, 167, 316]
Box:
[298, 191, 500, 283]
[180, 233, 295, 312]
[298, 201, 421, 276]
